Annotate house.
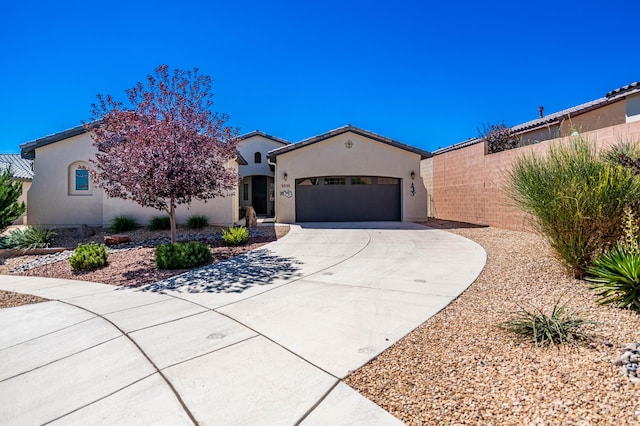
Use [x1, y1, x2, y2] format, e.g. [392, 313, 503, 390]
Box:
[236, 131, 289, 218]
[423, 80, 640, 230]
[0, 154, 33, 225]
[20, 125, 431, 227]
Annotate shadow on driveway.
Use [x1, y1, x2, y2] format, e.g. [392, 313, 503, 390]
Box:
[141, 248, 303, 295]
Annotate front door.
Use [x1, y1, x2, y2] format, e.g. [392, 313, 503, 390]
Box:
[252, 175, 268, 215]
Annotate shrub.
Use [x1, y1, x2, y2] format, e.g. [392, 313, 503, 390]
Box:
[110, 215, 138, 233]
[0, 167, 26, 233]
[69, 243, 109, 271]
[221, 226, 249, 246]
[478, 122, 521, 154]
[500, 300, 593, 346]
[155, 241, 212, 269]
[586, 245, 640, 310]
[507, 135, 640, 277]
[1, 226, 56, 249]
[186, 214, 209, 229]
[148, 215, 171, 231]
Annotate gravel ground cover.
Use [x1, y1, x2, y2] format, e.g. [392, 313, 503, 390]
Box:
[346, 220, 640, 425]
[0, 225, 289, 307]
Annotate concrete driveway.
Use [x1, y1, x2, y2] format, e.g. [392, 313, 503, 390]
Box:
[0, 222, 486, 425]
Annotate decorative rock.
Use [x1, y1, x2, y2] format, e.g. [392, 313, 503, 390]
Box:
[245, 206, 257, 228]
[77, 224, 96, 238]
[613, 343, 640, 383]
[104, 235, 130, 245]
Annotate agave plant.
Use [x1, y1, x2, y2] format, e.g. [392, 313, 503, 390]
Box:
[586, 244, 640, 310]
[500, 299, 593, 346]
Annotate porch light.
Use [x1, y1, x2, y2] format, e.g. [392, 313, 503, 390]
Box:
[410, 170, 416, 180]
[283, 171, 288, 181]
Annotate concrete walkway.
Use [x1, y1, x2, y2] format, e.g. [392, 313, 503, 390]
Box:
[0, 222, 486, 425]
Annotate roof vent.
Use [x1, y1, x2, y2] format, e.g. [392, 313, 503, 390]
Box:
[539, 106, 544, 118]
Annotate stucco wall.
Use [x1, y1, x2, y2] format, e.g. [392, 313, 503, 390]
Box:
[273, 131, 427, 223]
[237, 136, 284, 178]
[28, 132, 238, 228]
[431, 121, 640, 231]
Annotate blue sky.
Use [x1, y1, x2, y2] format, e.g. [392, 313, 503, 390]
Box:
[1, 0, 637, 154]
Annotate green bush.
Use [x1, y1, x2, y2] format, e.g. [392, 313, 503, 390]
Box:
[0, 167, 26, 233]
[149, 215, 171, 231]
[221, 226, 249, 246]
[0, 226, 56, 249]
[499, 300, 593, 346]
[186, 214, 209, 229]
[110, 215, 138, 233]
[155, 241, 212, 269]
[507, 135, 640, 277]
[69, 243, 109, 271]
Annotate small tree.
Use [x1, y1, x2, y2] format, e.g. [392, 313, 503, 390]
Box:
[86, 65, 239, 243]
[0, 167, 26, 232]
[478, 122, 521, 153]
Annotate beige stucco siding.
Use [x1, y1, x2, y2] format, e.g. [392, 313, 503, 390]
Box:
[28, 133, 104, 226]
[273, 131, 427, 223]
[28, 132, 238, 228]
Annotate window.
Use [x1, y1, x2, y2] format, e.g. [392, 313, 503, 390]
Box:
[254, 152, 262, 163]
[324, 177, 346, 185]
[243, 183, 249, 200]
[350, 177, 372, 185]
[68, 161, 92, 195]
[75, 169, 89, 191]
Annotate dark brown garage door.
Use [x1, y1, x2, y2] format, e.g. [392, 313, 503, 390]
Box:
[295, 176, 401, 222]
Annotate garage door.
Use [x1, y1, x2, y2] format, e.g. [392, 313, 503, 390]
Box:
[295, 176, 401, 222]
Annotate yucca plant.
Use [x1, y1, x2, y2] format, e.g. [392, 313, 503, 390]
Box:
[500, 300, 593, 346]
[586, 245, 640, 310]
[2, 226, 56, 249]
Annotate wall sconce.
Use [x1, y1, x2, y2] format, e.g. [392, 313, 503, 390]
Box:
[283, 171, 288, 181]
[410, 170, 416, 180]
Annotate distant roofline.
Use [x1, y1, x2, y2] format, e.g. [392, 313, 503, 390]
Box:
[268, 124, 432, 162]
[434, 80, 640, 155]
[238, 130, 289, 145]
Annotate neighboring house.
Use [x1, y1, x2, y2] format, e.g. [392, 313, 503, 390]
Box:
[423, 80, 640, 230]
[434, 81, 640, 155]
[20, 124, 431, 227]
[0, 154, 33, 225]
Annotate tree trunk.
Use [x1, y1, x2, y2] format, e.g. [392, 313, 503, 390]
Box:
[169, 201, 177, 243]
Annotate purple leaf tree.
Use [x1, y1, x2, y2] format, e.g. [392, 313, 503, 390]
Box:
[85, 65, 239, 243]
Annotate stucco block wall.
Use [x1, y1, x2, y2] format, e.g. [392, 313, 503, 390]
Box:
[274, 131, 427, 223]
[431, 121, 640, 231]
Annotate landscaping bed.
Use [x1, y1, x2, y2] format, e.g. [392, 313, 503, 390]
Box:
[0, 224, 289, 306]
[345, 220, 640, 425]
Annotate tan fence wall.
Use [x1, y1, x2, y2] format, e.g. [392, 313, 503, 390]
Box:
[431, 121, 640, 231]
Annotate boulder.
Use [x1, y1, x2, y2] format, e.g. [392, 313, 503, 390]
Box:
[104, 235, 130, 245]
[245, 206, 257, 228]
[77, 224, 96, 238]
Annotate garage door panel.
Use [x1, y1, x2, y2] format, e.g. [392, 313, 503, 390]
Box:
[295, 177, 400, 222]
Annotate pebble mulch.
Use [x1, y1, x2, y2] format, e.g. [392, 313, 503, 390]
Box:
[10, 227, 274, 273]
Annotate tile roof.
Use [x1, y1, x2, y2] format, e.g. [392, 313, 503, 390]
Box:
[238, 130, 289, 145]
[434, 81, 640, 155]
[268, 124, 432, 161]
[0, 154, 34, 180]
